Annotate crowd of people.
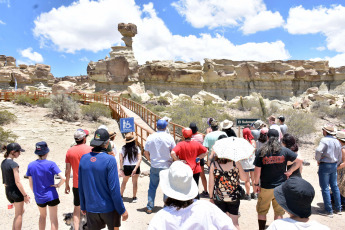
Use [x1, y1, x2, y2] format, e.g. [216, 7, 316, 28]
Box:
[1, 114, 344, 229]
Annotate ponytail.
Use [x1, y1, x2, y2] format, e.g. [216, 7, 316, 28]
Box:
[2, 145, 9, 158]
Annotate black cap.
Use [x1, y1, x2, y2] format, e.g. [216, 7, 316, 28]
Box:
[268, 129, 279, 138]
[274, 177, 315, 218]
[278, 116, 285, 122]
[7, 143, 25, 152]
[90, 129, 110, 147]
[189, 122, 198, 134]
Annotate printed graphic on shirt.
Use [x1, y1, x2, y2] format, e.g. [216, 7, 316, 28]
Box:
[262, 156, 285, 164]
[90, 157, 96, 162]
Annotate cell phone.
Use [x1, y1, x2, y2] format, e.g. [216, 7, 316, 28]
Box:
[196, 157, 200, 163]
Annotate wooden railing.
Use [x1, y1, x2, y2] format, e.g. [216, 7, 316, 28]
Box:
[0, 91, 186, 152]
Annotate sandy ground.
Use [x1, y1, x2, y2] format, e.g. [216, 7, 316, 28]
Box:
[0, 101, 344, 230]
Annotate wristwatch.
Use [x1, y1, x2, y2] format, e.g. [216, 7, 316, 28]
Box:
[254, 183, 260, 186]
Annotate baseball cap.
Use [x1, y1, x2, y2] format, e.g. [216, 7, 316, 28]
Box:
[182, 128, 193, 139]
[74, 130, 86, 141]
[35, 141, 50, 156]
[278, 116, 285, 122]
[268, 129, 279, 138]
[90, 129, 110, 147]
[157, 119, 168, 130]
[7, 143, 25, 153]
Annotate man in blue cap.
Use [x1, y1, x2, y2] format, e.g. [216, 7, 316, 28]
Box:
[144, 119, 176, 214]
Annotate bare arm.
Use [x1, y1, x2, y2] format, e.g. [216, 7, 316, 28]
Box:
[337, 149, 345, 170]
[13, 167, 30, 203]
[65, 163, 71, 194]
[236, 162, 249, 182]
[208, 162, 215, 203]
[197, 152, 207, 159]
[29, 176, 33, 191]
[144, 150, 150, 162]
[285, 157, 303, 178]
[132, 150, 142, 176]
[254, 166, 261, 193]
[171, 151, 179, 161]
[51, 172, 66, 188]
[208, 149, 215, 166]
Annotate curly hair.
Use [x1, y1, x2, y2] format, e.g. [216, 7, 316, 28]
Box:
[164, 197, 194, 210]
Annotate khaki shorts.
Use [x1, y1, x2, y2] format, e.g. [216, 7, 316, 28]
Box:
[256, 188, 285, 216]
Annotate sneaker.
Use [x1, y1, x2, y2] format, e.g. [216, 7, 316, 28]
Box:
[318, 210, 334, 218]
[132, 197, 138, 203]
[334, 210, 342, 215]
[200, 191, 209, 198]
[244, 194, 251, 201]
[251, 193, 258, 200]
[302, 160, 310, 166]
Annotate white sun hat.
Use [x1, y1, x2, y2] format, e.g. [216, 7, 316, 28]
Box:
[159, 161, 198, 201]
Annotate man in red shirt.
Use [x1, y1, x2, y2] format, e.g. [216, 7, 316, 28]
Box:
[171, 128, 207, 199]
[65, 129, 93, 230]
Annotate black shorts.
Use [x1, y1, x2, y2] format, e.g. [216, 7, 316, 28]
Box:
[5, 185, 24, 203]
[244, 168, 254, 172]
[87, 210, 121, 229]
[37, 198, 60, 208]
[73, 187, 80, 206]
[214, 200, 240, 215]
[200, 158, 205, 167]
[123, 165, 140, 177]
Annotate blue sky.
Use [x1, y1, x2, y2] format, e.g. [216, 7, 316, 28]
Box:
[1, 0, 345, 77]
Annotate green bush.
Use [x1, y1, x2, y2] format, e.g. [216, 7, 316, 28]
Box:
[14, 95, 35, 106]
[35, 97, 51, 108]
[167, 100, 234, 133]
[280, 109, 316, 138]
[81, 102, 111, 121]
[311, 101, 345, 121]
[158, 96, 169, 105]
[49, 94, 81, 121]
[0, 110, 16, 125]
[0, 127, 17, 147]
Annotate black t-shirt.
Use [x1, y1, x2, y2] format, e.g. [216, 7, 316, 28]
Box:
[254, 147, 297, 189]
[1, 159, 19, 186]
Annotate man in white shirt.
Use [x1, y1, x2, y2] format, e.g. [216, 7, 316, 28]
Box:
[268, 115, 282, 141]
[144, 119, 176, 214]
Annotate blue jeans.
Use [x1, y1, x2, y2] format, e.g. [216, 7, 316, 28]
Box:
[318, 163, 342, 213]
[147, 167, 167, 210]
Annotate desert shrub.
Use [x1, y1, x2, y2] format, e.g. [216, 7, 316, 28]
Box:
[81, 102, 111, 121]
[0, 110, 16, 125]
[152, 105, 166, 113]
[14, 95, 35, 106]
[49, 94, 81, 121]
[167, 100, 234, 133]
[0, 127, 17, 147]
[35, 97, 51, 108]
[311, 101, 345, 121]
[158, 96, 169, 105]
[280, 109, 316, 138]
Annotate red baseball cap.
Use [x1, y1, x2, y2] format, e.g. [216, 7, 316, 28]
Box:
[182, 128, 193, 139]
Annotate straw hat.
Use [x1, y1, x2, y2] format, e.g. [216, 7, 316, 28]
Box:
[159, 161, 198, 201]
[125, 132, 137, 143]
[336, 131, 345, 142]
[221, 119, 233, 129]
[322, 124, 336, 135]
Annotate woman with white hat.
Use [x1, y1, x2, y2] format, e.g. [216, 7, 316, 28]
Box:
[221, 119, 237, 137]
[120, 132, 142, 203]
[336, 131, 345, 207]
[148, 161, 235, 230]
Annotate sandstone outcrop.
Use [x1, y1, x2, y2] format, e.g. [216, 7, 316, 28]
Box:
[52, 81, 76, 94]
[0, 55, 54, 89]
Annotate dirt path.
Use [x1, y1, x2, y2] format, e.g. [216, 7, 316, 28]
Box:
[0, 101, 343, 229]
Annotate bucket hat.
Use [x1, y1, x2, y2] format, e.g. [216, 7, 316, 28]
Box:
[254, 120, 264, 129]
[35, 141, 50, 155]
[182, 128, 193, 139]
[125, 132, 137, 143]
[90, 129, 110, 147]
[7, 143, 25, 153]
[336, 131, 345, 142]
[221, 119, 233, 129]
[322, 124, 336, 135]
[159, 161, 198, 201]
[274, 177, 315, 218]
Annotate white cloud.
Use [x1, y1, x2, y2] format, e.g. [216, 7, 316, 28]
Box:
[0, 20, 5, 25]
[33, 0, 290, 65]
[0, 0, 10, 7]
[316, 46, 326, 51]
[80, 57, 89, 62]
[171, 0, 284, 33]
[241, 11, 284, 34]
[18, 47, 44, 63]
[310, 54, 345, 68]
[286, 5, 345, 53]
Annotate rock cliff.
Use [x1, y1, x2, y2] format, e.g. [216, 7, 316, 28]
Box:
[87, 23, 345, 100]
[0, 55, 54, 90]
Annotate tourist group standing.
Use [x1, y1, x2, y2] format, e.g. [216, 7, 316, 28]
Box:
[2, 114, 343, 230]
